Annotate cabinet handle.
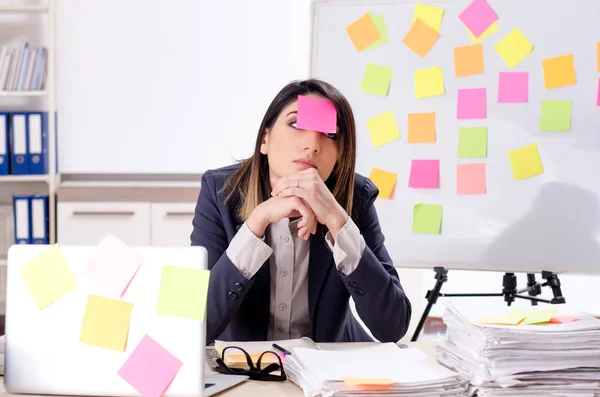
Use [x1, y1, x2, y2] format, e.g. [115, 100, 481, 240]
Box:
[165, 211, 194, 217]
[72, 211, 135, 216]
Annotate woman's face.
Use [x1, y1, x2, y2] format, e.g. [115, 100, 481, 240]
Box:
[260, 94, 339, 183]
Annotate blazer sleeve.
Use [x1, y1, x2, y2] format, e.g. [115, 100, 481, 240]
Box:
[190, 171, 258, 344]
[339, 177, 412, 343]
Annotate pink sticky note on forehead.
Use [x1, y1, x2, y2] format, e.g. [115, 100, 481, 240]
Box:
[457, 88, 487, 119]
[459, 0, 499, 38]
[118, 335, 183, 397]
[408, 160, 439, 188]
[296, 95, 337, 134]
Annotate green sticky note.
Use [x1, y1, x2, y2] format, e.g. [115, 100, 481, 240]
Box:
[540, 100, 572, 132]
[365, 12, 388, 50]
[360, 64, 393, 96]
[509, 307, 557, 324]
[412, 204, 443, 234]
[458, 127, 487, 158]
[156, 265, 211, 321]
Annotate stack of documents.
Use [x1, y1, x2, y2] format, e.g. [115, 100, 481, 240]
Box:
[284, 341, 466, 396]
[436, 301, 600, 396]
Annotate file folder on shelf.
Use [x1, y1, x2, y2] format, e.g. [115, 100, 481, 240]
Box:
[0, 112, 8, 175]
[30, 195, 49, 244]
[13, 195, 31, 244]
[10, 113, 29, 175]
[27, 112, 48, 175]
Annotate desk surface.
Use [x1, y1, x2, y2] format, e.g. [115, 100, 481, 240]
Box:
[0, 342, 436, 397]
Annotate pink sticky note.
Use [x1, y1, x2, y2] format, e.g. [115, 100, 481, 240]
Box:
[597, 78, 600, 106]
[457, 163, 486, 195]
[459, 0, 499, 38]
[498, 72, 529, 103]
[296, 95, 337, 134]
[409, 160, 439, 188]
[87, 234, 144, 298]
[118, 335, 183, 397]
[549, 315, 579, 324]
[457, 88, 487, 119]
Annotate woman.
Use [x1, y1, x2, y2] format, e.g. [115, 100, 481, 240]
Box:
[191, 79, 411, 345]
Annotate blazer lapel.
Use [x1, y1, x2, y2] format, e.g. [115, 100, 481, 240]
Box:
[308, 232, 334, 330]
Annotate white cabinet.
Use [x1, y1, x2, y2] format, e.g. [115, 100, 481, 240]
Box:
[150, 203, 196, 246]
[57, 201, 197, 247]
[57, 202, 152, 245]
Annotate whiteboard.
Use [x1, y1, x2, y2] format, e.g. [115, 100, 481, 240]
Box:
[310, 0, 600, 274]
[55, 0, 310, 174]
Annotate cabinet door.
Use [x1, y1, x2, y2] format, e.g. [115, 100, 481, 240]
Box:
[150, 203, 196, 246]
[57, 202, 151, 245]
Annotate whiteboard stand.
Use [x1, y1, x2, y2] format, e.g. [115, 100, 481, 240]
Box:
[410, 268, 567, 341]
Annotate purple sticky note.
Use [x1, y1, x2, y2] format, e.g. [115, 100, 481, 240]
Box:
[296, 95, 337, 134]
[409, 160, 439, 188]
[118, 335, 183, 397]
[458, 0, 499, 38]
[457, 88, 487, 119]
[498, 72, 529, 103]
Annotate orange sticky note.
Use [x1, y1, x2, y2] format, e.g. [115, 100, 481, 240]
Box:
[543, 54, 576, 89]
[401, 19, 440, 58]
[475, 316, 524, 325]
[346, 13, 381, 52]
[408, 112, 436, 143]
[597, 42, 600, 73]
[457, 163, 486, 195]
[454, 44, 484, 77]
[549, 315, 579, 324]
[368, 168, 398, 200]
[343, 378, 394, 389]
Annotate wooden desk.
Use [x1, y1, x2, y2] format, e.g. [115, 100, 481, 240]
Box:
[0, 342, 436, 397]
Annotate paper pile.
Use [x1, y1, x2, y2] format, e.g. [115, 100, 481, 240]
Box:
[284, 342, 467, 396]
[436, 301, 600, 396]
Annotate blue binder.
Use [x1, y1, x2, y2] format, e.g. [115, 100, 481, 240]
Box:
[0, 112, 8, 175]
[10, 113, 29, 175]
[27, 112, 48, 175]
[30, 195, 49, 244]
[13, 195, 31, 244]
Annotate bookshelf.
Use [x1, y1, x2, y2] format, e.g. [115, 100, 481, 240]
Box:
[0, 0, 58, 253]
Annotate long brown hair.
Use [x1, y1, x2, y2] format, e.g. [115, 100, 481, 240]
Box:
[221, 79, 357, 227]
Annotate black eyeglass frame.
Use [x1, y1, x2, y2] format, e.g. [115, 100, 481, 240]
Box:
[214, 346, 287, 382]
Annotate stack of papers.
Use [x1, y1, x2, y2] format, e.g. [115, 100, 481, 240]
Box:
[436, 301, 600, 396]
[284, 342, 466, 396]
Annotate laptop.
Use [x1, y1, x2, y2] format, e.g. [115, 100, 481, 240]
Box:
[4, 243, 247, 396]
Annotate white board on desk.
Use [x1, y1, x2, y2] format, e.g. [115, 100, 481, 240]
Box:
[310, 0, 600, 274]
[4, 244, 207, 396]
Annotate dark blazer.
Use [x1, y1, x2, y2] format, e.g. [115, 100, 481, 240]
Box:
[191, 163, 412, 345]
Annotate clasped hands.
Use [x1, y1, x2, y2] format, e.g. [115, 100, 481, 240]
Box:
[246, 168, 349, 240]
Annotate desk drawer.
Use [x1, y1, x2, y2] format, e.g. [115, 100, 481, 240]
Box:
[57, 202, 151, 245]
[150, 202, 196, 246]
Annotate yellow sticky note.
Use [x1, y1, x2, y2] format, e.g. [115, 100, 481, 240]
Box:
[475, 316, 524, 325]
[368, 168, 398, 200]
[408, 112, 436, 143]
[367, 111, 400, 148]
[466, 22, 499, 43]
[508, 143, 544, 181]
[542, 54, 576, 89]
[510, 307, 557, 324]
[494, 28, 533, 69]
[346, 12, 381, 52]
[454, 44, 484, 77]
[157, 265, 211, 321]
[414, 67, 444, 99]
[19, 244, 78, 309]
[79, 294, 133, 352]
[412, 4, 444, 32]
[365, 12, 388, 51]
